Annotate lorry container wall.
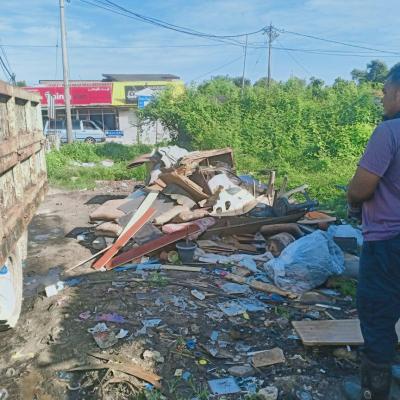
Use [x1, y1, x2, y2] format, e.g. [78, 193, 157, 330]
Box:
[0, 80, 47, 329]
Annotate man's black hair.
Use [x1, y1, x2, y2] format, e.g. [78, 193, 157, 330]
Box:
[387, 63, 400, 85]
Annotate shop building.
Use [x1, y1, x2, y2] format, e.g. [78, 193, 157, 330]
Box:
[26, 74, 183, 144]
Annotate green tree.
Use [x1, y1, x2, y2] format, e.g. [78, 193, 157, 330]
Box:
[351, 60, 388, 84]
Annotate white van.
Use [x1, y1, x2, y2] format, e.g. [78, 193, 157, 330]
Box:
[44, 119, 106, 143]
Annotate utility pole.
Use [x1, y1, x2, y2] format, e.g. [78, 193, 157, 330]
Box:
[264, 24, 279, 87]
[241, 35, 248, 95]
[59, 0, 73, 143]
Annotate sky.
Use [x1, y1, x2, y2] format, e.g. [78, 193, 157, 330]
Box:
[1, 0, 400, 86]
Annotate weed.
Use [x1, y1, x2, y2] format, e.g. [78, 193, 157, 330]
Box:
[46, 142, 152, 189]
[328, 277, 357, 298]
[275, 305, 290, 319]
[148, 272, 169, 287]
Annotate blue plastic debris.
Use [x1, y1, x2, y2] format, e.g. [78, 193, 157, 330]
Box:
[64, 277, 83, 287]
[186, 339, 197, 350]
[114, 260, 160, 272]
[145, 384, 154, 391]
[210, 331, 219, 342]
[0, 265, 8, 275]
[208, 377, 241, 395]
[182, 371, 192, 381]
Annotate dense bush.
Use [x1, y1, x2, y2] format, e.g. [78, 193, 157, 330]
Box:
[140, 77, 382, 208]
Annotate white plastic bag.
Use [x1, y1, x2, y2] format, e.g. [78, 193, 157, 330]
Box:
[264, 230, 345, 293]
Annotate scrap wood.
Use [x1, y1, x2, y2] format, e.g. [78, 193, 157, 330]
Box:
[92, 208, 156, 270]
[260, 223, 304, 239]
[66, 245, 112, 272]
[68, 357, 161, 388]
[159, 170, 209, 201]
[179, 147, 234, 169]
[120, 191, 158, 236]
[201, 213, 305, 238]
[224, 272, 297, 299]
[109, 224, 201, 269]
[292, 319, 400, 346]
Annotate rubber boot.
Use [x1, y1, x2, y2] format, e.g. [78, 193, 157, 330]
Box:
[342, 356, 392, 400]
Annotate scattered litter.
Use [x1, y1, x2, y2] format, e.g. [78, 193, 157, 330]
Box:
[182, 371, 192, 381]
[186, 339, 197, 350]
[96, 312, 126, 323]
[257, 386, 279, 400]
[249, 347, 286, 368]
[143, 350, 164, 363]
[116, 329, 129, 339]
[210, 330, 219, 342]
[45, 281, 65, 297]
[228, 364, 254, 377]
[79, 311, 91, 320]
[208, 377, 241, 395]
[221, 282, 251, 295]
[191, 289, 206, 300]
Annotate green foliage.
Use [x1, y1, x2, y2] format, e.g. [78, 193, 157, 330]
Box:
[46, 142, 152, 189]
[140, 75, 382, 206]
[351, 59, 388, 84]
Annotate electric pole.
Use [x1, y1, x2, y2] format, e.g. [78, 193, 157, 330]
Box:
[241, 35, 248, 95]
[264, 24, 279, 87]
[59, 0, 73, 143]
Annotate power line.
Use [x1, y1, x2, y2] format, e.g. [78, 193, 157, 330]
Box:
[281, 28, 400, 56]
[192, 55, 244, 81]
[97, 0, 265, 38]
[77, 0, 259, 47]
[276, 38, 311, 75]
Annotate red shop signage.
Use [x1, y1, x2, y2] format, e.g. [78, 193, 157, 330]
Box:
[25, 85, 112, 106]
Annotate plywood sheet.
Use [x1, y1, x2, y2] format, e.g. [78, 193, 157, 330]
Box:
[292, 319, 400, 346]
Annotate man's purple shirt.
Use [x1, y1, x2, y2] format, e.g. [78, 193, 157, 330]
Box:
[359, 118, 400, 241]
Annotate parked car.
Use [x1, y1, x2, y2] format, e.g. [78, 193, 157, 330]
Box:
[44, 119, 106, 143]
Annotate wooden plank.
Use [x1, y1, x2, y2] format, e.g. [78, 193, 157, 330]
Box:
[292, 319, 400, 346]
[109, 224, 201, 269]
[66, 245, 112, 272]
[120, 191, 158, 236]
[200, 213, 305, 238]
[92, 208, 156, 270]
[159, 171, 209, 201]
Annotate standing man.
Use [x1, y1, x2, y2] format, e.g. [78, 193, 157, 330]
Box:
[344, 64, 400, 399]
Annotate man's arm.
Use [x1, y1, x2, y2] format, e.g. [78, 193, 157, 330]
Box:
[347, 166, 381, 207]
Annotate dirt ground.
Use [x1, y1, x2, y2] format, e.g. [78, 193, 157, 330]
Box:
[0, 184, 383, 400]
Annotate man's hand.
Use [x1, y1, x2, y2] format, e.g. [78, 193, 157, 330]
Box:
[348, 167, 381, 205]
[347, 204, 362, 223]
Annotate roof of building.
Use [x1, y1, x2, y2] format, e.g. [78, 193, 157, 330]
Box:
[102, 74, 180, 82]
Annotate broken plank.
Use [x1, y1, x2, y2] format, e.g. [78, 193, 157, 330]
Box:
[224, 272, 297, 299]
[92, 208, 156, 270]
[120, 191, 158, 236]
[161, 265, 202, 272]
[292, 319, 400, 346]
[66, 245, 112, 272]
[69, 359, 161, 388]
[109, 224, 201, 269]
[159, 170, 209, 201]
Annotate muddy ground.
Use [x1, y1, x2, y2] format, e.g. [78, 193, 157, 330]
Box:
[0, 184, 379, 400]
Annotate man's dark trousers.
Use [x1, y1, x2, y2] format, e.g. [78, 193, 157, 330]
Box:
[357, 234, 400, 364]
